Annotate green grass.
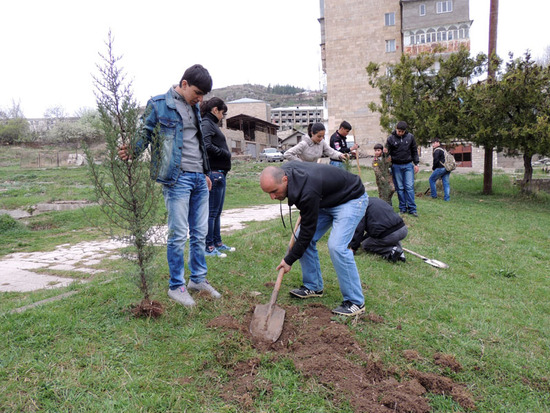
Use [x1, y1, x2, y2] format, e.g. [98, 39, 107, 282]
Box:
[1, 155, 550, 411]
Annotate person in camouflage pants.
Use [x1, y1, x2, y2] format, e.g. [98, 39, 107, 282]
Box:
[372, 143, 395, 205]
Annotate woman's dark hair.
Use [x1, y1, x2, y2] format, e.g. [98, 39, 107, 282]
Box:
[311, 122, 325, 135]
[180, 64, 212, 94]
[200, 97, 227, 117]
[307, 123, 313, 137]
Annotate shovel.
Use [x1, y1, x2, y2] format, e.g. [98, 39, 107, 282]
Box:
[249, 217, 301, 343]
[402, 247, 449, 269]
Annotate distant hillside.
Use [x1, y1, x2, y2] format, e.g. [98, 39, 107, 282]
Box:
[207, 84, 323, 108]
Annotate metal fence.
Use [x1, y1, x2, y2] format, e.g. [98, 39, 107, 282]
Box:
[19, 151, 86, 168]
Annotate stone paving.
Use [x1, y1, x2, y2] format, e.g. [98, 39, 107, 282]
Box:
[0, 204, 290, 293]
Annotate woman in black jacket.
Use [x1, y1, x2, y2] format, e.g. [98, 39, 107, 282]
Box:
[200, 97, 234, 257]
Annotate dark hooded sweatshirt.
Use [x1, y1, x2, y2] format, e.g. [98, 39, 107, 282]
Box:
[281, 161, 365, 265]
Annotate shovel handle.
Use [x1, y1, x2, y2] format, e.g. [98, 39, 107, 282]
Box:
[402, 247, 427, 260]
[268, 267, 286, 307]
[268, 216, 301, 307]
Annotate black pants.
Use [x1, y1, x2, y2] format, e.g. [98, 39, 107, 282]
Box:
[360, 226, 408, 258]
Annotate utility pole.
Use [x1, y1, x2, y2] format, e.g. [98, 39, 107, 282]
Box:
[483, 0, 499, 195]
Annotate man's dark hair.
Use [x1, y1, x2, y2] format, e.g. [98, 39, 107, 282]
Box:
[396, 121, 408, 130]
[199, 97, 227, 117]
[180, 64, 212, 94]
[339, 120, 352, 131]
[373, 143, 383, 150]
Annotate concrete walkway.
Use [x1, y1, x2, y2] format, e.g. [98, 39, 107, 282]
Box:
[0, 204, 290, 293]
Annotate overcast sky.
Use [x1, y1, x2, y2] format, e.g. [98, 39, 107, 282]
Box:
[1, 0, 548, 118]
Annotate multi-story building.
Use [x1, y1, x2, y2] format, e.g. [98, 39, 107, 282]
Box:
[319, 0, 472, 157]
[270, 106, 324, 130]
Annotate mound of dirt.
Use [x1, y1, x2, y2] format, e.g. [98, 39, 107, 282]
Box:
[207, 303, 476, 412]
[129, 299, 164, 318]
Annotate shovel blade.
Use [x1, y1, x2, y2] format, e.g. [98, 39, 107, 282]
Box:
[425, 258, 449, 269]
[249, 303, 286, 343]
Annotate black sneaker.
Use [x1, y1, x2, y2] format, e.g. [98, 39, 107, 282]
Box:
[289, 285, 323, 299]
[332, 300, 365, 316]
[399, 252, 406, 262]
[389, 246, 401, 263]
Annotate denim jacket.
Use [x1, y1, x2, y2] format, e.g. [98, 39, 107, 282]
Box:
[133, 87, 210, 185]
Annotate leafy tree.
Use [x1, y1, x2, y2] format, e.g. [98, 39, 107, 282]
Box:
[497, 54, 550, 188]
[85, 31, 164, 316]
[46, 110, 104, 145]
[0, 100, 30, 144]
[0, 118, 30, 145]
[366, 47, 486, 145]
[44, 105, 68, 120]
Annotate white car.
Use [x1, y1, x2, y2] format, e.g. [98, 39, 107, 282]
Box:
[259, 148, 284, 162]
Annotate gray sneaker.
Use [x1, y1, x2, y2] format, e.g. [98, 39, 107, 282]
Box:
[167, 286, 196, 307]
[188, 279, 222, 299]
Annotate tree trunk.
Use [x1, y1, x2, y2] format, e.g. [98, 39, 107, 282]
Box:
[483, 0, 498, 196]
[522, 153, 533, 192]
[483, 146, 493, 195]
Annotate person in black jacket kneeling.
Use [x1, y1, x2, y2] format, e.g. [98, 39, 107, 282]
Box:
[349, 197, 408, 262]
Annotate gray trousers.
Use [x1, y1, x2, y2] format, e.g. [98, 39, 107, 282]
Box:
[360, 226, 408, 258]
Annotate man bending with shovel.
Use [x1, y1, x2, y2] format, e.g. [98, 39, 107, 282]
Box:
[259, 162, 368, 316]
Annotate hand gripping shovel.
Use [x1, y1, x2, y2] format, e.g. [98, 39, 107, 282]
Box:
[402, 247, 449, 269]
[250, 217, 301, 343]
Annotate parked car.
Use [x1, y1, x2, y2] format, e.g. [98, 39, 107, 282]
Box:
[259, 148, 284, 162]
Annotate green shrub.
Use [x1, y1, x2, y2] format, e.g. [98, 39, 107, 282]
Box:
[0, 214, 25, 233]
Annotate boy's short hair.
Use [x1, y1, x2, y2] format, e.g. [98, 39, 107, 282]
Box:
[180, 64, 212, 94]
[373, 143, 383, 150]
[339, 120, 352, 131]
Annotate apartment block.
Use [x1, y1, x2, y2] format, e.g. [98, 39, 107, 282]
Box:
[271, 106, 324, 130]
[320, 0, 471, 154]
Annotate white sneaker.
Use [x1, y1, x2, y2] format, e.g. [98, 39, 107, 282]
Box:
[205, 247, 227, 258]
[188, 279, 222, 299]
[167, 286, 196, 307]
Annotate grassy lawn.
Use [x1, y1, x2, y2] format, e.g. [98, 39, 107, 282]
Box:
[1, 150, 550, 412]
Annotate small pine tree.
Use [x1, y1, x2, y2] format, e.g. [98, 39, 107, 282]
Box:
[85, 31, 164, 316]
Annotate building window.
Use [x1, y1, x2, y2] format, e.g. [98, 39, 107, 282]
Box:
[448, 26, 458, 40]
[419, 4, 426, 16]
[427, 29, 436, 43]
[437, 27, 447, 41]
[409, 34, 416, 45]
[459, 25, 469, 39]
[385, 12, 395, 26]
[416, 32, 425, 44]
[437, 1, 452, 13]
[385, 39, 396, 52]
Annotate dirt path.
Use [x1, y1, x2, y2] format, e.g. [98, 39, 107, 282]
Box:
[0, 204, 289, 293]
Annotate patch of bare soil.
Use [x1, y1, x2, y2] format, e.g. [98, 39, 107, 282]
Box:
[433, 352, 463, 372]
[207, 303, 476, 412]
[129, 299, 164, 318]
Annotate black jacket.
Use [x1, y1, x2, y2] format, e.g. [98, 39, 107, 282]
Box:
[432, 147, 445, 170]
[385, 130, 419, 165]
[201, 112, 231, 172]
[349, 197, 406, 251]
[282, 161, 365, 265]
[329, 131, 351, 162]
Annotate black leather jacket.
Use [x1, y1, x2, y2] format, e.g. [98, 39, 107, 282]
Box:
[385, 130, 419, 165]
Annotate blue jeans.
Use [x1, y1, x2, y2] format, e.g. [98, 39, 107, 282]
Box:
[299, 193, 368, 305]
[206, 171, 227, 248]
[162, 172, 209, 289]
[329, 160, 345, 169]
[391, 163, 417, 213]
[429, 167, 451, 201]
